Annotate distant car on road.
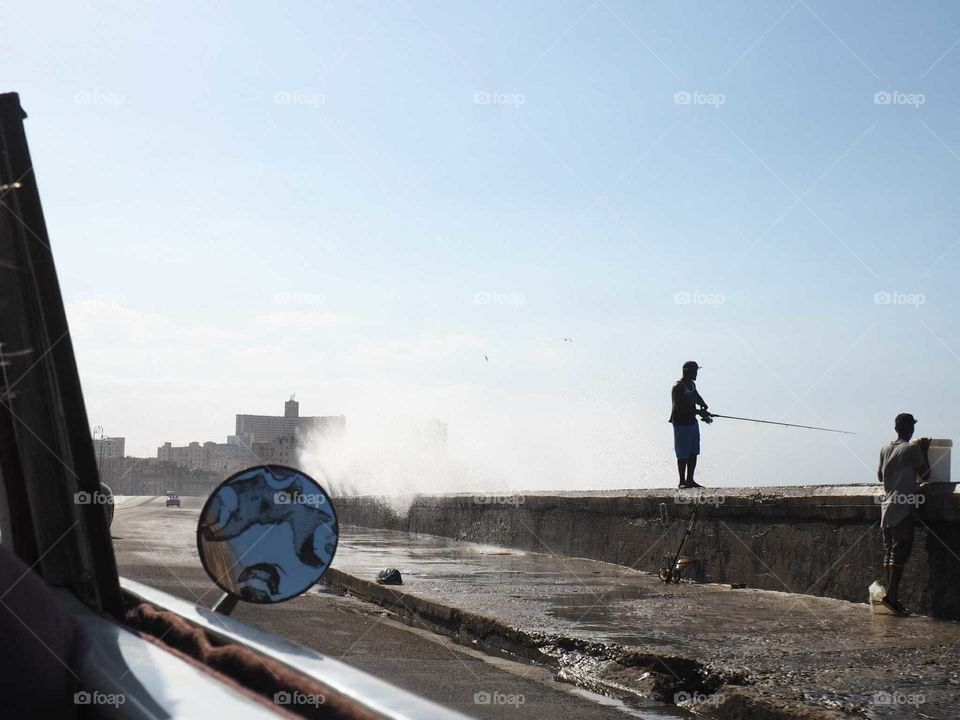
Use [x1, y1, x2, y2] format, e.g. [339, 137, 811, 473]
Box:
[165, 494, 180, 508]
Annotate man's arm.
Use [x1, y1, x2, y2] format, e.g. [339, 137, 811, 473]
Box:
[916, 438, 932, 482]
[673, 383, 696, 413]
[877, 450, 883, 484]
[671, 383, 684, 404]
[694, 388, 711, 423]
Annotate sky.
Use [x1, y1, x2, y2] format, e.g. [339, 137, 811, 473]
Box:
[6, 1, 960, 491]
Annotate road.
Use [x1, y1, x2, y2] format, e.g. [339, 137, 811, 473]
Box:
[112, 496, 680, 719]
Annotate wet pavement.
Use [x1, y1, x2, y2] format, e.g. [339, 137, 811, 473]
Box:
[112, 496, 683, 719]
[332, 525, 960, 719]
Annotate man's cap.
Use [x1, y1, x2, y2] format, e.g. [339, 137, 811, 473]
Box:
[682, 360, 701, 370]
[895, 413, 917, 427]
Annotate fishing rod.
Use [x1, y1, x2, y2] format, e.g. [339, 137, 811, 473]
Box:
[659, 500, 699, 583]
[706, 413, 856, 435]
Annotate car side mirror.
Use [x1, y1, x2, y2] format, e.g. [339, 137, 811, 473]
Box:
[196, 465, 338, 615]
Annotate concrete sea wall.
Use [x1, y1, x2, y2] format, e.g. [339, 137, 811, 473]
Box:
[335, 485, 960, 618]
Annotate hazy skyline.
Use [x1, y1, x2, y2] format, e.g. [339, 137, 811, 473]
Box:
[9, 1, 960, 489]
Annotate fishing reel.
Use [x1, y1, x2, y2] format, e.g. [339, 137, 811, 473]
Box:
[658, 556, 695, 583]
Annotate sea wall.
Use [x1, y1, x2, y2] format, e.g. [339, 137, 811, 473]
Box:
[334, 484, 960, 618]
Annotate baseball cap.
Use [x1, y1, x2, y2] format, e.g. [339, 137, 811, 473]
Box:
[895, 413, 917, 427]
[682, 361, 701, 370]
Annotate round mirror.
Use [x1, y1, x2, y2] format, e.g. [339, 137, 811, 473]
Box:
[197, 465, 338, 604]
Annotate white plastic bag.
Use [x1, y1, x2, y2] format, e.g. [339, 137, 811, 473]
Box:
[869, 581, 888, 613]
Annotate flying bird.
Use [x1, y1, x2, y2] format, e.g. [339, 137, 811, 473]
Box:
[562, 337, 573, 342]
[484, 354, 489, 361]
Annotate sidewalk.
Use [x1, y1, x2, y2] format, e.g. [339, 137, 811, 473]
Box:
[326, 525, 960, 719]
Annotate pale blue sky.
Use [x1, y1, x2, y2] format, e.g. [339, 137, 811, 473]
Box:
[8, 2, 960, 489]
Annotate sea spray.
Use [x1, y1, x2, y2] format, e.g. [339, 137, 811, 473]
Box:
[296, 399, 671, 516]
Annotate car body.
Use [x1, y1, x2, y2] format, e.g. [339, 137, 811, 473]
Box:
[165, 494, 181, 508]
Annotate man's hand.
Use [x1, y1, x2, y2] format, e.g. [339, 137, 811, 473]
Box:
[917, 437, 932, 453]
[699, 410, 713, 424]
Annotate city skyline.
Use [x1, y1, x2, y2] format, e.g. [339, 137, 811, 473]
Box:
[92, 396, 346, 458]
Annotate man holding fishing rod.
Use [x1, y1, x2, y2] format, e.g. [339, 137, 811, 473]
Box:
[669, 361, 713, 488]
[668, 364, 855, 489]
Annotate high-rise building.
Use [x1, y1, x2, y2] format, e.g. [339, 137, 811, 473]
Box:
[251, 435, 300, 468]
[157, 397, 344, 477]
[235, 396, 345, 444]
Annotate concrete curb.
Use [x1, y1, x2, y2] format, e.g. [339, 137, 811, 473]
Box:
[322, 567, 852, 720]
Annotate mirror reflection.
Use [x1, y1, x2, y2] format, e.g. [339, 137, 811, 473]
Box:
[197, 465, 338, 603]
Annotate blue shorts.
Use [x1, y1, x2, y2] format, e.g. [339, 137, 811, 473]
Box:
[673, 423, 700, 459]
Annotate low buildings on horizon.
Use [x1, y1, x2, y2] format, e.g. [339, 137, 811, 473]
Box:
[95, 398, 447, 493]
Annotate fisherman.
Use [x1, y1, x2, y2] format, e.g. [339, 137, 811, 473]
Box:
[877, 413, 930, 615]
[669, 361, 712, 488]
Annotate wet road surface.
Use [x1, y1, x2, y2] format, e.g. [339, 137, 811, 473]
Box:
[112, 496, 682, 719]
[331, 526, 960, 719]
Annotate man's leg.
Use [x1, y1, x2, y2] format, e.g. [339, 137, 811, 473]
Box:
[882, 528, 893, 590]
[884, 517, 914, 610]
[887, 563, 904, 603]
[686, 455, 698, 484]
[675, 425, 687, 487]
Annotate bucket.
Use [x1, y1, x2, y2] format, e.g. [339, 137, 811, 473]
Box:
[928, 439, 952, 483]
